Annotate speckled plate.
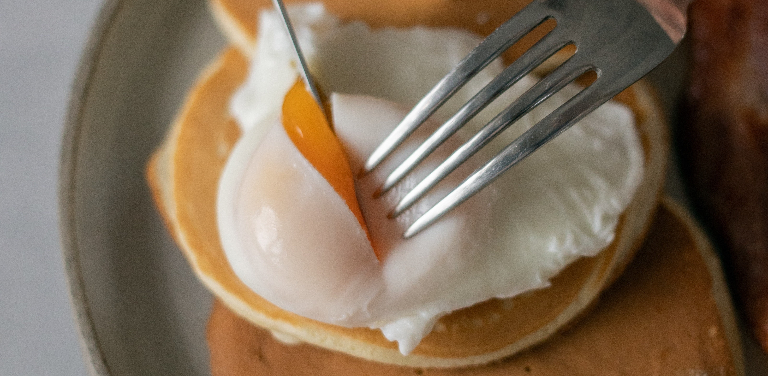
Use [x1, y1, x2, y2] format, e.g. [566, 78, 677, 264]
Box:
[59, 0, 768, 375]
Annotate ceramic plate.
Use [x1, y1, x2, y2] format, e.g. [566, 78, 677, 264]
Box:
[59, 0, 767, 374]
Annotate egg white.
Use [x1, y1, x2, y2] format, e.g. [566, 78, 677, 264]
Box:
[217, 4, 644, 355]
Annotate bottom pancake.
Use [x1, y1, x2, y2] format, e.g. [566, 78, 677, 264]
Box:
[206, 199, 743, 375]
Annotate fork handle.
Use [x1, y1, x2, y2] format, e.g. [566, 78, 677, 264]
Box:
[636, 0, 693, 42]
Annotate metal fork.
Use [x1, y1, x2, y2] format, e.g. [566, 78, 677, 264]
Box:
[364, 0, 691, 238]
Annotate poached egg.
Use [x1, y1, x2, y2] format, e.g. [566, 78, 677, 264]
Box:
[217, 3, 644, 355]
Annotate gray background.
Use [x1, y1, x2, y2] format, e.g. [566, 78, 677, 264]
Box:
[1, 0, 101, 374]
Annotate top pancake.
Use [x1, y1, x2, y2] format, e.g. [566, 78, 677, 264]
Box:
[147, 35, 669, 366]
[210, 0, 560, 61]
[146, 0, 675, 366]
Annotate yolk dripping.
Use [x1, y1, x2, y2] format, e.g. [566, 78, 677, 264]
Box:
[281, 80, 380, 261]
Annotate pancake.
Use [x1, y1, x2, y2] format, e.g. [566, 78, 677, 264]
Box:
[147, 38, 669, 366]
[206, 198, 744, 375]
[209, 0, 559, 61]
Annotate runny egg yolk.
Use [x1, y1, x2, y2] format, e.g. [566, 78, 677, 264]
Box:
[281, 80, 379, 261]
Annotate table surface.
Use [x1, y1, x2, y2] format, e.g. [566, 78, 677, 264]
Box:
[1, 0, 102, 374]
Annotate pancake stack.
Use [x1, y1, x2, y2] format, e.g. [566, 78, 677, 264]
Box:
[147, 0, 744, 373]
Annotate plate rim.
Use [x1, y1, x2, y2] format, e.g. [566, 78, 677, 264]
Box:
[54, 1, 766, 374]
[58, 0, 125, 375]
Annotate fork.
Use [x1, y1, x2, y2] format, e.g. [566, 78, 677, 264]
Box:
[364, 0, 691, 238]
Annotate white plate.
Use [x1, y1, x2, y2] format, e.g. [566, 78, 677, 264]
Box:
[59, 0, 768, 374]
[60, 0, 223, 374]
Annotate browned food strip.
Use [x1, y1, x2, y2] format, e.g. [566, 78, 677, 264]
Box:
[679, 0, 768, 352]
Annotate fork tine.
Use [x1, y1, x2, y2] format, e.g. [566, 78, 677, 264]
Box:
[363, 1, 552, 173]
[402, 83, 605, 238]
[391, 57, 591, 218]
[377, 29, 573, 196]
[402, 78, 616, 238]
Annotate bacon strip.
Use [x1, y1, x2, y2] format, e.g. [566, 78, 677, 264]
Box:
[680, 0, 768, 352]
